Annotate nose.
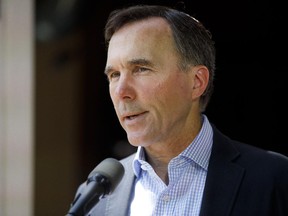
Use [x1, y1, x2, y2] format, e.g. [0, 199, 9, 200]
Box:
[111, 74, 135, 100]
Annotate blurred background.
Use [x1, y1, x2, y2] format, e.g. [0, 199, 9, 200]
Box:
[1, 0, 287, 215]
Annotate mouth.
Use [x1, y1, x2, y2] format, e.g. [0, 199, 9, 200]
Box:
[123, 111, 148, 121]
[126, 114, 138, 120]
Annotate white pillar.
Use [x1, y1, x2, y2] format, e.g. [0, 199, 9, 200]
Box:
[0, 0, 34, 215]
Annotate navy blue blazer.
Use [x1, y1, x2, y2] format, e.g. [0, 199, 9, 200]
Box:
[76, 125, 288, 216]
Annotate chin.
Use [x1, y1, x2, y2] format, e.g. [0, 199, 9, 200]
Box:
[128, 140, 152, 148]
[128, 140, 142, 147]
[127, 133, 154, 147]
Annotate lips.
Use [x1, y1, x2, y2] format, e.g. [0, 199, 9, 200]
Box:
[126, 114, 138, 120]
[123, 111, 148, 121]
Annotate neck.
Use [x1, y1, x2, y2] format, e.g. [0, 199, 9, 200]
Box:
[144, 114, 203, 184]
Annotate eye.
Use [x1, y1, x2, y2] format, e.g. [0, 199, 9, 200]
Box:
[135, 66, 150, 73]
[108, 71, 120, 82]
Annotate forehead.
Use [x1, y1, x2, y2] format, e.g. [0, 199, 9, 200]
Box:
[107, 17, 178, 62]
[112, 17, 174, 45]
[117, 17, 171, 36]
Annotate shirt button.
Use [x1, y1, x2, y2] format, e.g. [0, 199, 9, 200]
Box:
[162, 194, 170, 202]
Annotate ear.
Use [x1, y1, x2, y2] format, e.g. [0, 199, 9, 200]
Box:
[191, 65, 209, 99]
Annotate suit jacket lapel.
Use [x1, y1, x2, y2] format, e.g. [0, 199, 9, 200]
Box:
[200, 126, 245, 216]
[105, 155, 136, 216]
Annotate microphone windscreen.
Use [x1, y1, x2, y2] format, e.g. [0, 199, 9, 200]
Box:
[88, 158, 125, 192]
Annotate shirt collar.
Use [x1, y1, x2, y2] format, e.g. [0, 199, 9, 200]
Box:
[132, 114, 213, 177]
[179, 114, 213, 170]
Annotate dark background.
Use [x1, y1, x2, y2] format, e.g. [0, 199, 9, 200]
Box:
[34, 0, 287, 215]
[36, 0, 288, 180]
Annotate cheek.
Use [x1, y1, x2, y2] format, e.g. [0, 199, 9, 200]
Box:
[109, 86, 115, 102]
[146, 79, 171, 100]
[109, 86, 119, 112]
[157, 74, 191, 101]
[147, 76, 190, 114]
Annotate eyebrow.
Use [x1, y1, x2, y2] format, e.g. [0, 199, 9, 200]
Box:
[104, 66, 113, 76]
[104, 58, 154, 75]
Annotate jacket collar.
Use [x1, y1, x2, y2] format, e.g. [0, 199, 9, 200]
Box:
[200, 124, 244, 216]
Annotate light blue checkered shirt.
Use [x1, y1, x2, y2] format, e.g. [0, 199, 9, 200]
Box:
[129, 115, 213, 216]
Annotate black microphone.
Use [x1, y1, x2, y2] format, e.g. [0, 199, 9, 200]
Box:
[66, 158, 125, 216]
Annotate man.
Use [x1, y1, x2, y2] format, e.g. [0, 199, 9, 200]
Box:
[73, 4, 288, 216]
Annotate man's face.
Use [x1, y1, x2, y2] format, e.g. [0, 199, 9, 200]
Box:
[105, 18, 197, 147]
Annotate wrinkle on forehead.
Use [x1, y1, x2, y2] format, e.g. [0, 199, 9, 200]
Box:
[110, 17, 174, 49]
[106, 17, 180, 72]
